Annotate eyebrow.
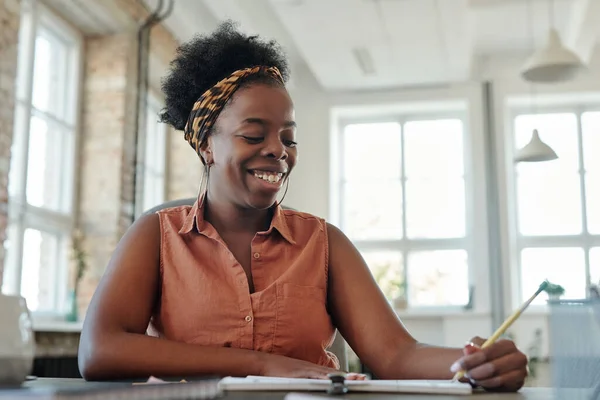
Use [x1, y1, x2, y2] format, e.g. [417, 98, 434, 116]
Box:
[242, 117, 296, 129]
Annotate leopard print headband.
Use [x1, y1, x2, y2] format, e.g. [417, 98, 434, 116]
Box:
[183, 66, 284, 164]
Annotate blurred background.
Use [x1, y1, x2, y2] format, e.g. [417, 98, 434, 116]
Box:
[1, 0, 599, 384]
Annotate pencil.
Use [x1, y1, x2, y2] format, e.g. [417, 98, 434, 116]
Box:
[452, 280, 549, 381]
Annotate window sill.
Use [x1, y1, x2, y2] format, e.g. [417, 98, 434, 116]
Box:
[32, 318, 83, 333]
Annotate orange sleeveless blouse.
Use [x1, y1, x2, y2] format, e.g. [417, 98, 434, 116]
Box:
[149, 196, 339, 369]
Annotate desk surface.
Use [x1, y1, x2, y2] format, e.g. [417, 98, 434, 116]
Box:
[15, 378, 564, 399]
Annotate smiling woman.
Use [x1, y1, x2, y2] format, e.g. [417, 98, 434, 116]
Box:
[77, 20, 528, 392]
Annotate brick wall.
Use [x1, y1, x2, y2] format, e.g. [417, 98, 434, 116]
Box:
[77, 33, 139, 316]
[0, 0, 21, 283]
[74, 1, 184, 316]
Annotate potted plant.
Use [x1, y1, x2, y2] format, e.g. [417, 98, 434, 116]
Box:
[389, 278, 407, 310]
[543, 281, 565, 300]
[66, 230, 88, 322]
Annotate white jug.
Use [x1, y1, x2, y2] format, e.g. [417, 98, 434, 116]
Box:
[0, 294, 35, 386]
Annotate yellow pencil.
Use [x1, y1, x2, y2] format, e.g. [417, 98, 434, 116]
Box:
[452, 280, 549, 381]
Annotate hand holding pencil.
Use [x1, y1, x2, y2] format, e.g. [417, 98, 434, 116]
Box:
[448, 281, 548, 392]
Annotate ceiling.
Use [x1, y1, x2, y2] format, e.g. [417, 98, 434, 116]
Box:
[142, 0, 600, 92]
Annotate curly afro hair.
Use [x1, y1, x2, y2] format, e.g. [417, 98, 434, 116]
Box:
[159, 20, 290, 131]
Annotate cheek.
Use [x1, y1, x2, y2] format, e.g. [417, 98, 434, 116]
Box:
[288, 149, 298, 168]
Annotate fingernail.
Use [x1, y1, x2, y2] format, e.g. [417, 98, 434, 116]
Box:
[450, 362, 462, 373]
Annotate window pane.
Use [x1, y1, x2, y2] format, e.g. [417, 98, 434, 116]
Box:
[20, 228, 61, 312]
[342, 181, 402, 240]
[361, 251, 403, 301]
[515, 113, 579, 173]
[405, 178, 465, 238]
[586, 173, 600, 234]
[26, 116, 67, 211]
[582, 111, 600, 173]
[404, 119, 464, 178]
[142, 107, 166, 211]
[407, 250, 469, 306]
[32, 31, 69, 119]
[520, 247, 586, 304]
[516, 172, 581, 235]
[8, 104, 28, 197]
[343, 122, 401, 181]
[31, 35, 52, 113]
[591, 248, 600, 288]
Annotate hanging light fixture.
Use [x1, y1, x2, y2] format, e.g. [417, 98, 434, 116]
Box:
[520, 0, 585, 83]
[514, 129, 558, 162]
[515, 0, 558, 164]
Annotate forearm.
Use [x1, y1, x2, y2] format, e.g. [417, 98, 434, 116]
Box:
[79, 332, 268, 381]
[376, 343, 463, 380]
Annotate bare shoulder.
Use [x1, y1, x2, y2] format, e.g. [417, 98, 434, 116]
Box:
[326, 222, 360, 259]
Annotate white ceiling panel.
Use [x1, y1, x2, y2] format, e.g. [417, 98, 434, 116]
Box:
[135, 0, 598, 91]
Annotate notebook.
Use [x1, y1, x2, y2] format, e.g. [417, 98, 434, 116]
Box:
[0, 379, 221, 400]
[218, 376, 473, 395]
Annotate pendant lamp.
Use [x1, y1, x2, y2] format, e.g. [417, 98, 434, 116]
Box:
[521, 28, 585, 83]
[514, 129, 558, 162]
[521, 0, 585, 83]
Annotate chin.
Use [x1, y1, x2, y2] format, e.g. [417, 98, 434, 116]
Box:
[246, 194, 278, 210]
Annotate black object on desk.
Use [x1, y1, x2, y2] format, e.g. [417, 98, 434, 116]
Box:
[326, 373, 348, 395]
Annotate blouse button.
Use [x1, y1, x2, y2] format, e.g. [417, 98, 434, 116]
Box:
[253, 252, 260, 259]
[245, 315, 253, 322]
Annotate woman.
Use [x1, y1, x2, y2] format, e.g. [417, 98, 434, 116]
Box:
[78, 21, 528, 391]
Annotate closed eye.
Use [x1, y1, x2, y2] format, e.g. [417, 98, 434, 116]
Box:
[284, 139, 297, 148]
[242, 136, 264, 144]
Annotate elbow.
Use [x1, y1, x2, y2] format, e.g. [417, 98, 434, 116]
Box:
[77, 331, 113, 381]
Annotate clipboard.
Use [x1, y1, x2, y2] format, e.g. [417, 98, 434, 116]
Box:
[218, 375, 473, 395]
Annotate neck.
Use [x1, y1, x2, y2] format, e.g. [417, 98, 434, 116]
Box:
[204, 192, 273, 235]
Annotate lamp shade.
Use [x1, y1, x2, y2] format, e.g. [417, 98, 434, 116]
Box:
[521, 29, 585, 83]
[515, 129, 558, 162]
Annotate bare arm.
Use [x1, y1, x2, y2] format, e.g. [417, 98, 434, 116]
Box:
[326, 223, 464, 380]
[78, 214, 338, 381]
[327, 223, 528, 390]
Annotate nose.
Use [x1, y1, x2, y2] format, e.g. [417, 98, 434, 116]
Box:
[261, 135, 288, 161]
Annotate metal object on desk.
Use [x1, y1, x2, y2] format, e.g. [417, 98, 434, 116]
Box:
[326, 373, 348, 395]
[548, 299, 600, 400]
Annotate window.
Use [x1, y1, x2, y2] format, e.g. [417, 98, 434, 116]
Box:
[513, 110, 600, 304]
[338, 117, 470, 307]
[139, 96, 167, 213]
[2, 4, 82, 315]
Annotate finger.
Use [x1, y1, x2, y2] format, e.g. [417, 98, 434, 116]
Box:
[468, 336, 486, 347]
[345, 373, 368, 380]
[467, 352, 528, 381]
[453, 340, 517, 371]
[463, 342, 481, 356]
[475, 368, 527, 391]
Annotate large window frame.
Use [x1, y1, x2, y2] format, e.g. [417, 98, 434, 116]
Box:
[508, 104, 600, 306]
[335, 110, 475, 310]
[2, 2, 83, 317]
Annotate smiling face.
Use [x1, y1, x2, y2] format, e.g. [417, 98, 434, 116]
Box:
[200, 82, 297, 210]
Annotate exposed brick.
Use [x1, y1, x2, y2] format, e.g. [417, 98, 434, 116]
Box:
[0, 0, 20, 283]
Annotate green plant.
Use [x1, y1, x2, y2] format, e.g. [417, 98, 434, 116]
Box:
[71, 230, 88, 293]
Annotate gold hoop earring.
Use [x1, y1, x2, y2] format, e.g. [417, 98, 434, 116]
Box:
[276, 176, 290, 207]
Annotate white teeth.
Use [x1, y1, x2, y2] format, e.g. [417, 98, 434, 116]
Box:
[253, 170, 283, 184]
